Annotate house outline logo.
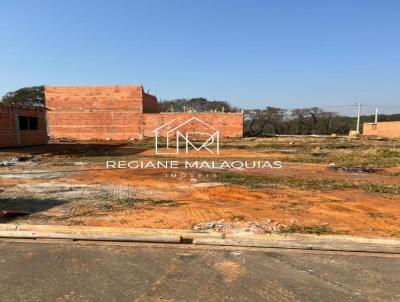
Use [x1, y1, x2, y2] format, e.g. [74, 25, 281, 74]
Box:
[152, 116, 220, 155]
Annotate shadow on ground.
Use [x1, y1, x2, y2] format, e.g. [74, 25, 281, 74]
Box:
[0, 197, 67, 223]
[0, 142, 152, 157]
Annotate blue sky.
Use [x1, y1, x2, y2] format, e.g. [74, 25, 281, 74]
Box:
[1, 0, 399, 113]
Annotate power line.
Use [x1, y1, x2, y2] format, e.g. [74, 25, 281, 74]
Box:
[319, 105, 358, 108]
[362, 105, 400, 109]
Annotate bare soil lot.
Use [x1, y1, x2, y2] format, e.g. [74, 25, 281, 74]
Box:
[1, 136, 400, 238]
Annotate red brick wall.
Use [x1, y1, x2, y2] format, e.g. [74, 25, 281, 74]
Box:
[46, 112, 143, 140]
[45, 86, 144, 112]
[0, 104, 16, 147]
[142, 92, 159, 113]
[363, 122, 400, 138]
[45, 85, 161, 140]
[0, 104, 46, 148]
[143, 113, 243, 138]
[44, 85, 243, 141]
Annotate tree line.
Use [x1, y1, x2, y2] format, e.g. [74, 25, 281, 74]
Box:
[160, 98, 400, 135]
[243, 107, 400, 136]
[1, 86, 399, 136]
[158, 97, 240, 113]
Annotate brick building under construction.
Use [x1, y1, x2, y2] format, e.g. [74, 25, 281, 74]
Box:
[0, 85, 243, 147]
[0, 103, 47, 148]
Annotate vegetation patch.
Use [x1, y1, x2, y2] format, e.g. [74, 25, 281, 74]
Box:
[116, 198, 180, 207]
[215, 171, 400, 194]
[367, 212, 392, 219]
[215, 171, 353, 191]
[288, 148, 400, 168]
[362, 183, 400, 195]
[272, 201, 319, 213]
[279, 224, 332, 235]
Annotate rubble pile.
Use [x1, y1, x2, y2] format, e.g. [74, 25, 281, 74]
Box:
[0, 155, 34, 167]
[328, 163, 377, 173]
[193, 219, 289, 235]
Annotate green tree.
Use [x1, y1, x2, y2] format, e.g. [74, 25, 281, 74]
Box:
[159, 98, 236, 112]
[1, 85, 45, 107]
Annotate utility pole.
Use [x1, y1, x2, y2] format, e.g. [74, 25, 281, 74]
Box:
[374, 107, 379, 124]
[356, 102, 362, 133]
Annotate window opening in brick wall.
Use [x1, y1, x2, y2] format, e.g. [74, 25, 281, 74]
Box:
[18, 116, 39, 130]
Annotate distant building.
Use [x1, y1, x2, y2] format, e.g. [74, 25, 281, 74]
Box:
[363, 121, 400, 138]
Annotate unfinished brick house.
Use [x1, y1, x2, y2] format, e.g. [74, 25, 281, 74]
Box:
[45, 85, 243, 141]
[0, 104, 47, 148]
[363, 121, 400, 138]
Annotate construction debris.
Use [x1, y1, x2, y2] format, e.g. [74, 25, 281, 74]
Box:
[53, 137, 77, 143]
[328, 164, 377, 173]
[0, 155, 34, 167]
[193, 219, 288, 235]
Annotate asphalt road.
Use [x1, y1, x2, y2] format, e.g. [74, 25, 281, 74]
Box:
[0, 240, 399, 302]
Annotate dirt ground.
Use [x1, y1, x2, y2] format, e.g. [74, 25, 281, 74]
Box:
[1, 136, 400, 238]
